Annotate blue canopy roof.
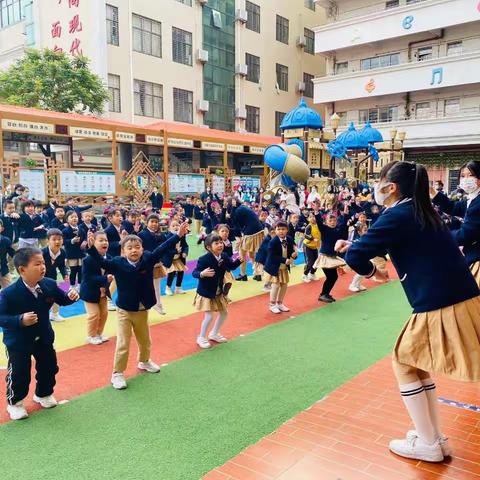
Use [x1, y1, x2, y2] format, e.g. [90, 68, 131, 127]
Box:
[280, 98, 323, 130]
[336, 122, 369, 149]
[360, 121, 383, 143]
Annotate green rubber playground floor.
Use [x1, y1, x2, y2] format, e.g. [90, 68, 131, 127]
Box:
[0, 282, 409, 480]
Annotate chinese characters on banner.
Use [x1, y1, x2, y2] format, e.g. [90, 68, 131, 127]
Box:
[50, 0, 83, 56]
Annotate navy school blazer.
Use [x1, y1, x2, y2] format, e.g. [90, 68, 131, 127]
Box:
[451, 195, 480, 265]
[138, 228, 166, 252]
[192, 252, 242, 299]
[0, 236, 15, 277]
[104, 224, 121, 257]
[159, 232, 189, 268]
[232, 205, 264, 236]
[0, 215, 18, 243]
[80, 254, 112, 303]
[18, 213, 45, 239]
[42, 247, 68, 280]
[62, 225, 85, 260]
[264, 235, 295, 277]
[254, 234, 272, 265]
[0, 278, 75, 351]
[345, 200, 479, 313]
[87, 233, 181, 311]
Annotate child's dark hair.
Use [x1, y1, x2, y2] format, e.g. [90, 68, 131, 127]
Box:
[274, 220, 288, 229]
[146, 213, 160, 223]
[380, 161, 443, 230]
[55, 205, 65, 212]
[94, 230, 108, 239]
[65, 210, 78, 222]
[47, 228, 63, 239]
[21, 200, 35, 211]
[3, 199, 14, 208]
[120, 234, 142, 248]
[204, 233, 222, 251]
[14, 247, 42, 272]
[215, 223, 230, 232]
[460, 160, 480, 179]
[107, 208, 121, 218]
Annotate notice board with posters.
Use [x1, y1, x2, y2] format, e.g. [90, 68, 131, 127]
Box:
[59, 170, 116, 195]
[168, 174, 206, 195]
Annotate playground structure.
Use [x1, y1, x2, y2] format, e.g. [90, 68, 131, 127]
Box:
[263, 98, 406, 196]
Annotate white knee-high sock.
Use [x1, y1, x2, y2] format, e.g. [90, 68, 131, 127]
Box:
[270, 284, 280, 304]
[420, 377, 442, 438]
[199, 312, 213, 338]
[154, 279, 162, 306]
[211, 311, 228, 335]
[400, 381, 437, 445]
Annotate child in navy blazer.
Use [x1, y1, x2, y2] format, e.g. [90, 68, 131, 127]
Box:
[62, 211, 85, 287]
[214, 223, 237, 298]
[263, 221, 297, 314]
[253, 226, 275, 291]
[192, 233, 242, 349]
[0, 247, 79, 420]
[18, 200, 46, 249]
[42, 228, 69, 322]
[104, 209, 123, 310]
[80, 231, 113, 345]
[86, 221, 189, 390]
[0, 219, 16, 289]
[79, 210, 98, 240]
[163, 220, 189, 296]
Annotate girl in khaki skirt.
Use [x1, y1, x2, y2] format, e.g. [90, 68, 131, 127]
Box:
[263, 220, 297, 314]
[215, 224, 235, 299]
[192, 233, 242, 349]
[338, 161, 480, 463]
[164, 220, 188, 296]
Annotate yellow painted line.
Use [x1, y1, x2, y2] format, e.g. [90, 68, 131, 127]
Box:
[0, 265, 320, 366]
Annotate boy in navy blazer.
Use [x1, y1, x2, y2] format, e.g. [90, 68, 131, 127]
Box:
[86, 221, 189, 390]
[0, 219, 16, 289]
[0, 248, 79, 420]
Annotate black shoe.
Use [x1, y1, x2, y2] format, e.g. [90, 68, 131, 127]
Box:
[318, 294, 334, 303]
[326, 294, 336, 302]
[252, 275, 262, 281]
[236, 275, 248, 281]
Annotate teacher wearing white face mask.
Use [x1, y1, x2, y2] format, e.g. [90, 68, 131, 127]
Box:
[432, 160, 480, 286]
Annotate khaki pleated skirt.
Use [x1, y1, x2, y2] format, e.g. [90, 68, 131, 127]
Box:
[239, 230, 265, 253]
[263, 264, 290, 284]
[166, 258, 188, 274]
[314, 254, 346, 270]
[224, 270, 235, 284]
[194, 293, 228, 312]
[153, 262, 167, 279]
[470, 261, 480, 287]
[372, 256, 387, 271]
[393, 296, 480, 382]
[67, 258, 83, 267]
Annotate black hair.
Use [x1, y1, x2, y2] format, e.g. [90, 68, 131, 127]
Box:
[3, 199, 14, 207]
[146, 213, 160, 223]
[14, 247, 42, 272]
[120, 234, 142, 248]
[93, 230, 108, 239]
[65, 210, 78, 222]
[215, 223, 230, 232]
[21, 200, 35, 211]
[47, 228, 63, 239]
[107, 209, 121, 218]
[55, 205, 65, 211]
[380, 161, 444, 231]
[204, 232, 222, 251]
[460, 160, 480, 179]
[274, 220, 288, 229]
[435, 180, 444, 187]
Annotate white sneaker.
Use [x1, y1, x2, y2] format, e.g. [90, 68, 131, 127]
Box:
[358, 285, 367, 291]
[208, 333, 228, 343]
[50, 313, 65, 322]
[98, 335, 109, 343]
[165, 287, 174, 296]
[33, 394, 58, 409]
[302, 275, 311, 283]
[153, 304, 166, 315]
[407, 430, 452, 457]
[7, 401, 28, 420]
[269, 304, 281, 314]
[111, 372, 127, 390]
[107, 301, 116, 311]
[138, 360, 160, 373]
[87, 336, 103, 345]
[349, 285, 361, 293]
[263, 284, 272, 292]
[308, 273, 318, 281]
[176, 288, 186, 295]
[277, 304, 290, 312]
[389, 436, 444, 462]
[197, 336, 211, 349]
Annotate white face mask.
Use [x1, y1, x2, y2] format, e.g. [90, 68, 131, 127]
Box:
[459, 177, 479, 195]
[374, 182, 393, 206]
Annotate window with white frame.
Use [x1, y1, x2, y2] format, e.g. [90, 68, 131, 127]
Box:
[246, 1, 260, 33]
[304, 28, 315, 55]
[276, 63, 288, 91]
[172, 27, 192, 65]
[275, 111, 286, 137]
[276, 15, 289, 44]
[304, 0, 315, 10]
[108, 74, 121, 113]
[416, 46, 433, 61]
[134, 79, 163, 118]
[385, 0, 399, 8]
[246, 53, 260, 83]
[336, 112, 348, 126]
[0, 0, 22, 28]
[415, 102, 432, 118]
[361, 53, 400, 70]
[303, 73, 314, 98]
[359, 106, 398, 124]
[173, 88, 193, 123]
[444, 98, 460, 116]
[335, 61, 349, 74]
[447, 41, 463, 56]
[132, 14, 161, 57]
[106, 4, 119, 46]
[246, 106, 260, 133]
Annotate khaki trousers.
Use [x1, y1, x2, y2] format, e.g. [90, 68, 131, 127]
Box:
[193, 219, 203, 235]
[85, 297, 108, 337]
[0, 274, 12, 289]
[113, 308, 151, 373]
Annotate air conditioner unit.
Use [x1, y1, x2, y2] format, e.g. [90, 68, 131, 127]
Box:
[197, 49, 209, 63]
[197, 99, 210, 112]
[296, 81, 306, 93]
[197, 0, 208, 5]
[236, 8, 248, 23]
[235, 63, 248, 76]
[235, 107, 247, 119]
[296, 35, 307, 47]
